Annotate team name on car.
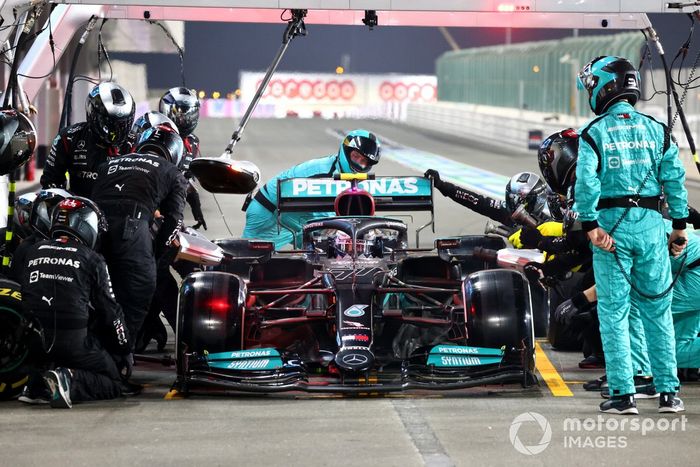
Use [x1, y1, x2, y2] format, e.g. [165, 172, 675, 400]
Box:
[27, 257, 81, 268]
[438, 346, 479, 354]
[291, 178, 420, 196]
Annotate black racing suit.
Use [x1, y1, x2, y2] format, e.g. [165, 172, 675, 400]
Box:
[433, 178, 515, 227]
[40, 122, 122, 197]
[8, 233, 41, 283]
[21, 238, 130, 401]
[138, 134, 202, 349]
[91, 152, 187, 345]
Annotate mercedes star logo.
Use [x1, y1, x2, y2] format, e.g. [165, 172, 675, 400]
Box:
[342, 353, 369, 365]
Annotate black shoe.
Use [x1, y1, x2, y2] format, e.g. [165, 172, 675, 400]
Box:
[579, 355, 605, 369]
[17, 385, 50, 405]
[678, 368, 699, 382]
[599, 394, 638, 415]
[43, 368, 72, 409]
[120, 381, 143, 397]
[583, 374, 606, 391]
[659, 393, 685, 414]
[601, 376, 659, 399]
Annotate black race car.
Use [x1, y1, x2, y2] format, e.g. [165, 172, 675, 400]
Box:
[174, 175, 536, 395]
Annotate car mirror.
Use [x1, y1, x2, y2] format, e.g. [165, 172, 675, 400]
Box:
[189, 157, 260, 194]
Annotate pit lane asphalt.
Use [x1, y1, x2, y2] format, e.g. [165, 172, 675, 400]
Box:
[2, 118, 699, 467]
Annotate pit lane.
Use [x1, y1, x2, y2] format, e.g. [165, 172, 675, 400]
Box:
[2, 118, 699, 466]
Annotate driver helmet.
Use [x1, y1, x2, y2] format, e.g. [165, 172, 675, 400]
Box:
[29, 188, 72, 239]
[538, 128, 578, 196]
[136, 124, 185, 168]
[0, 109, 36, 176]
[50, 197, 108, 249]
[505, 172, 549, 224]
[159, 87, 200, 136]
[338, 130, 381, 173]
[333, 231, 372, 258]
[86, 82, 135, 146]
[13, 192, 37, 239]
[577, 56, 640, 115]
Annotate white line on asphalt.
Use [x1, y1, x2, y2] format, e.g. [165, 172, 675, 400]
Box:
[392, 399, 455, 467]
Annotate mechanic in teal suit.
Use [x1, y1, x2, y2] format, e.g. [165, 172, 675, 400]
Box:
[669, 226, 700, 371]
[574, 56, 688, 415]
[242, 130, 381, 249]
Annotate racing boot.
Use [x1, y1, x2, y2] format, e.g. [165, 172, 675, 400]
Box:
[43, 368, 73, 409]
[579, 354, 605, 369]
[659, 393, 685, 414]
[601, 376, 658, 399]
[583, 374, 606, 391]
[678, 368, 699, 382]
[17, 384, 50, 405]
[599, 394, 638, 415]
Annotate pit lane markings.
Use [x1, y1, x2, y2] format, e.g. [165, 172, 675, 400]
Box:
[535, 341, 573, 397]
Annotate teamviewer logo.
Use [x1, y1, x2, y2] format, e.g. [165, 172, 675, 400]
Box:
[509, 412, 552, 455]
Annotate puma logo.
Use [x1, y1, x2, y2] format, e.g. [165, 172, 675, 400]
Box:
[115, 183, 125, 192]
[42, 296, 54, 306]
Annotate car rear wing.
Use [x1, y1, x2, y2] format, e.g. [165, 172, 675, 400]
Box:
[277, 176, 434, 247]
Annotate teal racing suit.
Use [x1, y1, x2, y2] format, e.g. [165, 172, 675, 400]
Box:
[242, 151, 353, 249]
[669, 228, 700, 369]
[574, 100, 688, 396]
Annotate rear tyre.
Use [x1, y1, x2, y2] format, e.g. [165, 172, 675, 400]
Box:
[463, 269, 534, 371]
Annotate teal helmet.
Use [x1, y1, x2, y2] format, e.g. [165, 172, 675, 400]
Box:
[338, 129, 381, 173]
[577, 56, 640, 115]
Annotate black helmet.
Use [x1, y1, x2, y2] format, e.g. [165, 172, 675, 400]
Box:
[577, 56, 641, 115]
[30, 188, 72, 239]
[86, 82, 135, 146]
[538, 128, 579, 196]
[159, 87, 200, 136]
[0, 110, 36, 176]
[130, 111, 178, 143]
[135, 124, 185, 168]
[50, 197, 107, 249]
[505, 172, 549, 223]
[13, 192, 37, 239]
[339, 130, 381, 173]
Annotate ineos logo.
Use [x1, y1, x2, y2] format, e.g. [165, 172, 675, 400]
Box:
[509, 412, 552, 456]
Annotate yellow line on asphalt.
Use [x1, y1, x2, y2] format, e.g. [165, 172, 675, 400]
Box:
[535, 341, 573, 397]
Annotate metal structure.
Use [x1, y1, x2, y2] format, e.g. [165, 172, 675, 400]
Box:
[436, 32, 645, 116]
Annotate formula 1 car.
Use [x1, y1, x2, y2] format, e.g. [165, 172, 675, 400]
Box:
[174, 175, 536, 395]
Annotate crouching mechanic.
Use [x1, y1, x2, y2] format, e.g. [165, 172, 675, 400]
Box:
[243, 130, 381, 249]
[20, 197, 132, 408]
[91, 125, 187, 346]
[575, 56, 688, 414]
